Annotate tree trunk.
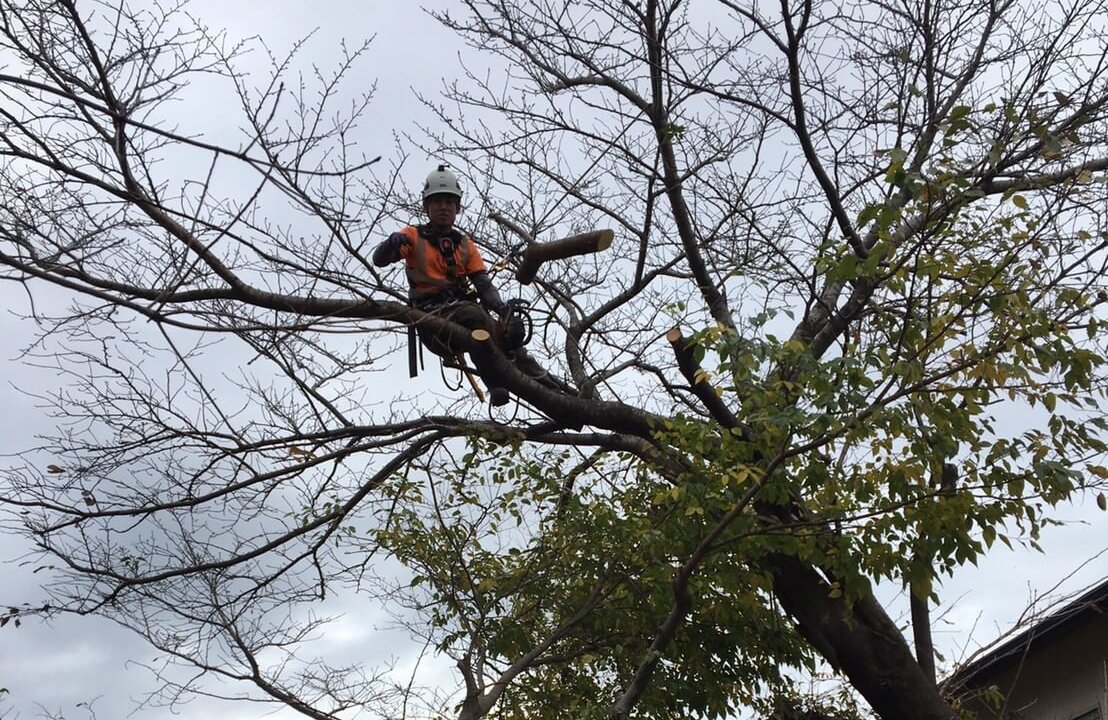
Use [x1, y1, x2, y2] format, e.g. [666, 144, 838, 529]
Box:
[768, 554, 956, 720]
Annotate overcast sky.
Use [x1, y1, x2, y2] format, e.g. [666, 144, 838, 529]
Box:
[0, 3, 463, 719]
[0, 2, 1106, 719]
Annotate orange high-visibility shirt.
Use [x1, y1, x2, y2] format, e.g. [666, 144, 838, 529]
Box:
[398, 225, 487, 299]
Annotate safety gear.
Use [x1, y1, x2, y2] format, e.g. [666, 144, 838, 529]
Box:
[496, 298, 533, 351]
[395, 225, 487, 301]
[422, 164, 463, 203]
[372, 231, 412, 267]
[386, 231, 409, 251]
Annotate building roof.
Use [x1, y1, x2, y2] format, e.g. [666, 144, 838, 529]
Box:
[946, 576, 1108, 689]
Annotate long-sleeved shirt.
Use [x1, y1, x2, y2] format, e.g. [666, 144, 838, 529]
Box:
[374, 225, 504, 311]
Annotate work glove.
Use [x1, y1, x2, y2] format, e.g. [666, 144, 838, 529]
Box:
[386, 231, 409, 251]
[372, 231, 410, 267]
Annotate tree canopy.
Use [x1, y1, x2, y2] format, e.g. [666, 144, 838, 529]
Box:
[2, 0, 1108, 718]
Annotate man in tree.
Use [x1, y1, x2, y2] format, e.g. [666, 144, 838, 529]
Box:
[7, 2, 1108, 718]
[373, 165, 543, 406]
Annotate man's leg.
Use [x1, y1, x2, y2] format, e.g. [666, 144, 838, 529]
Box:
[417, 302, 570, 404]
[507, 348, 576, 394]
[424, 302, 509, 406]
[508, 347, 547, 378]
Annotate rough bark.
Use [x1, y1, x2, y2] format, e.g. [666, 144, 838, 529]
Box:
[769, 555, 956, 720]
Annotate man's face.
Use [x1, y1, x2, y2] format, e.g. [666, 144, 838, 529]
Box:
[425, 194, 460, 230]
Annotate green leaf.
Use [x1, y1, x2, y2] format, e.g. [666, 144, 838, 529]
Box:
[856, 202, 883, 227]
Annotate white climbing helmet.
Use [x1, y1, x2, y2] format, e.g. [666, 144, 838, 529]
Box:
[422, 164, 463, 203]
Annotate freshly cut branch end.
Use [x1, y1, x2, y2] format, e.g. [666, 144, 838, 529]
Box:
[516, 229, 614, 284]
[667, 326, 741, 429]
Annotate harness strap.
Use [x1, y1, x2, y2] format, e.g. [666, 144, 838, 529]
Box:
[437, 235, 459, 282]
[407, 323, 418, 378]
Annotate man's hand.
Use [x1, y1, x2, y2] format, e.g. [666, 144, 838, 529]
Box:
[386, 232, 410, 251]
[372, 232, 410, 267]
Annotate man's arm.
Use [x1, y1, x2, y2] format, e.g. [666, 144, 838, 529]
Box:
[372, 232, 409, 267]
[469, 270, 506, 314]
[460, 235, 507, 313]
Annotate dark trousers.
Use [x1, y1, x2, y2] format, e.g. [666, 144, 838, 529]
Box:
[416, 301, 502, 391]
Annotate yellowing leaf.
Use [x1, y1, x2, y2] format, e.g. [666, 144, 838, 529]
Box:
[1012, 194, 1028, 209]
